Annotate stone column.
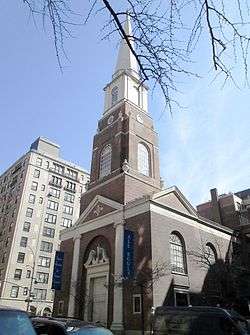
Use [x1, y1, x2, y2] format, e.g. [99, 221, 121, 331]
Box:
[67, 235, 81, 317]
[111, 220, 125, 334]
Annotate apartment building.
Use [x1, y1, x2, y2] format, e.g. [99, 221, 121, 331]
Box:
[0, 137, 89, 315]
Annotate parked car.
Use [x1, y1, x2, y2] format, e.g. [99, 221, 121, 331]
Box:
[0, 305, 36, 335]
[31, 316, 114, 335]
[152, 306, 250, 335]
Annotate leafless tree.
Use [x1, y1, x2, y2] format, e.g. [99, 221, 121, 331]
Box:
[22, 0, 250, 111]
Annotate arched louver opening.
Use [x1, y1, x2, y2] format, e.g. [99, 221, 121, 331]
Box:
[138, 142, 150, 176]
[99, 145, 112, 178]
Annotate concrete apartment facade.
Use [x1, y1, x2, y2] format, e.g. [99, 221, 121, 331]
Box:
[0, 137, 89, 315]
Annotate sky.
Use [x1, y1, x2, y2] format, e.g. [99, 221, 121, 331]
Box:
[0, 0, 249, 207]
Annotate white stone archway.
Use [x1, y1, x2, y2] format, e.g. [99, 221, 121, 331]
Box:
[84, 245, 110, 326]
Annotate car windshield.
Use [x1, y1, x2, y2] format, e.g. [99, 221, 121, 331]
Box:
[153, 311, 245, 335]
[0, 310, 36, 335]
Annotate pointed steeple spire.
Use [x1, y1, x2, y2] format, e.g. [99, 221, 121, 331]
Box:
[113, 14, 139, 79]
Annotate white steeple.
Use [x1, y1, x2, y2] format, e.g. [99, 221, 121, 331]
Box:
[113, 14, 139, 79]
[103, 14, 148, 115]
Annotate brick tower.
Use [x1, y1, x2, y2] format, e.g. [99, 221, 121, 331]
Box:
[80, 16, 161, 213]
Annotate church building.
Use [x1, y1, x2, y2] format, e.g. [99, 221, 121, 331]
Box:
[54, 16, 234, 334]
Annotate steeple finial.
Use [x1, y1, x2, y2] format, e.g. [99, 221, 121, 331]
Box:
[113, 14, 139, 79]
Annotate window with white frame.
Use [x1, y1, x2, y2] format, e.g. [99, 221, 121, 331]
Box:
[53, 163, 64, 175]
[28, 194, 36, 204]
[138, 143, 150, 176]
[17, 252, 25, 263]
[34, 288, 47, 300]
[170, 232, 186, 274]
[45, 213, 57, 224]
[40, 241, 53, 253]
[33, 169, 40, 178]
[61, 217, 72, 228]
[47, 200, 59, 211]
[111, 86, 118, 105]
[51, 175, 62, 187]
[14, 268, 22, 280]
[66, 181, 76, 191]
[36, 272, 49, 284]
[99, 145, 112, 178]
[10, 286, 19, 298]
[64, 192, 75, 203]
[26, 207, 33, 218]
[38, 256, 51, 268]
[23, 222, 31, 232]
[43, 226, 55, 238]
[49, 188, 60, 198]
[31, 181, 38, 191]
[67, 169, 78, 180]
[23, 287, 28, 296]
[133, 294, 141, 314]
[36, 157, 42, 167]
[20, 236, 28, 247]
[63, 205, 73, 215]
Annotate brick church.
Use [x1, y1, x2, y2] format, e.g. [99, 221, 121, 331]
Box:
[54, 16, 234, 334]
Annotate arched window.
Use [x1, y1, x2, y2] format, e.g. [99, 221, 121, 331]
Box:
[205, 243, 217, 265]
[138, 143, 150, 176]
[170, 232, 186, 274]
[99, 145, 112, 178]
[111, 86, 118, 106]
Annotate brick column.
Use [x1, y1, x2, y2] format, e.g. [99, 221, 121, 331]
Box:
[67, 235, 81, 317]
[111, 220, 125, 334]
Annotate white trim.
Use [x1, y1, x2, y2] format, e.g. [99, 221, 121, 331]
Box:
[152, 186, 198, 217]
[150, 203, 232, 239]
[78, 195, 123, 223]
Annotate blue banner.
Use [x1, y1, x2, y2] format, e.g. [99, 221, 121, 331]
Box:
[123, 230, 134, 279]
[52, 251, 64, 290]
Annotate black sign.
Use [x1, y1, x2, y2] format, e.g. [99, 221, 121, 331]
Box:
[52, 251, 64, 290]
[123, 230, 134, 279]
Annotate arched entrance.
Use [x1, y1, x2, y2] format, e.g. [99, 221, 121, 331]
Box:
[42, 307, 52, 317]
[84, 245, 110, 325]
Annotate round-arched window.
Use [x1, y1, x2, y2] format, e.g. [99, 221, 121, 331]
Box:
[170, 232, 187, 274]
[205, 243, 217, 265]
[138, 142, 150, 176]
[99, 145, 112, 178]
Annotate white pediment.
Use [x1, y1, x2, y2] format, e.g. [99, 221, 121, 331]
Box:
[76, 195, 123, 225]
[152, 186, 198, 217]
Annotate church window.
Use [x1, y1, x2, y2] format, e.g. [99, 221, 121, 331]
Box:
[138, 143, 150, 176]
[111, 86, 118, 105]
[99, 145, 112, 178]
[205, 243, 217, 265]
[133, 294, 141, 314]
[170, 232, 186, 274]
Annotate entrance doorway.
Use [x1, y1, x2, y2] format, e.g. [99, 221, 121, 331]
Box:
[90, 276, 107, 324]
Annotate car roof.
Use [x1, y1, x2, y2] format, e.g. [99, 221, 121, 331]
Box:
[31, 317, 102, 329]
[154, 306, 228, 314]
[0, 305, 28, 313]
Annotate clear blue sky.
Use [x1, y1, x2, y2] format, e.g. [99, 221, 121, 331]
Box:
[0, 0, 249, 206]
